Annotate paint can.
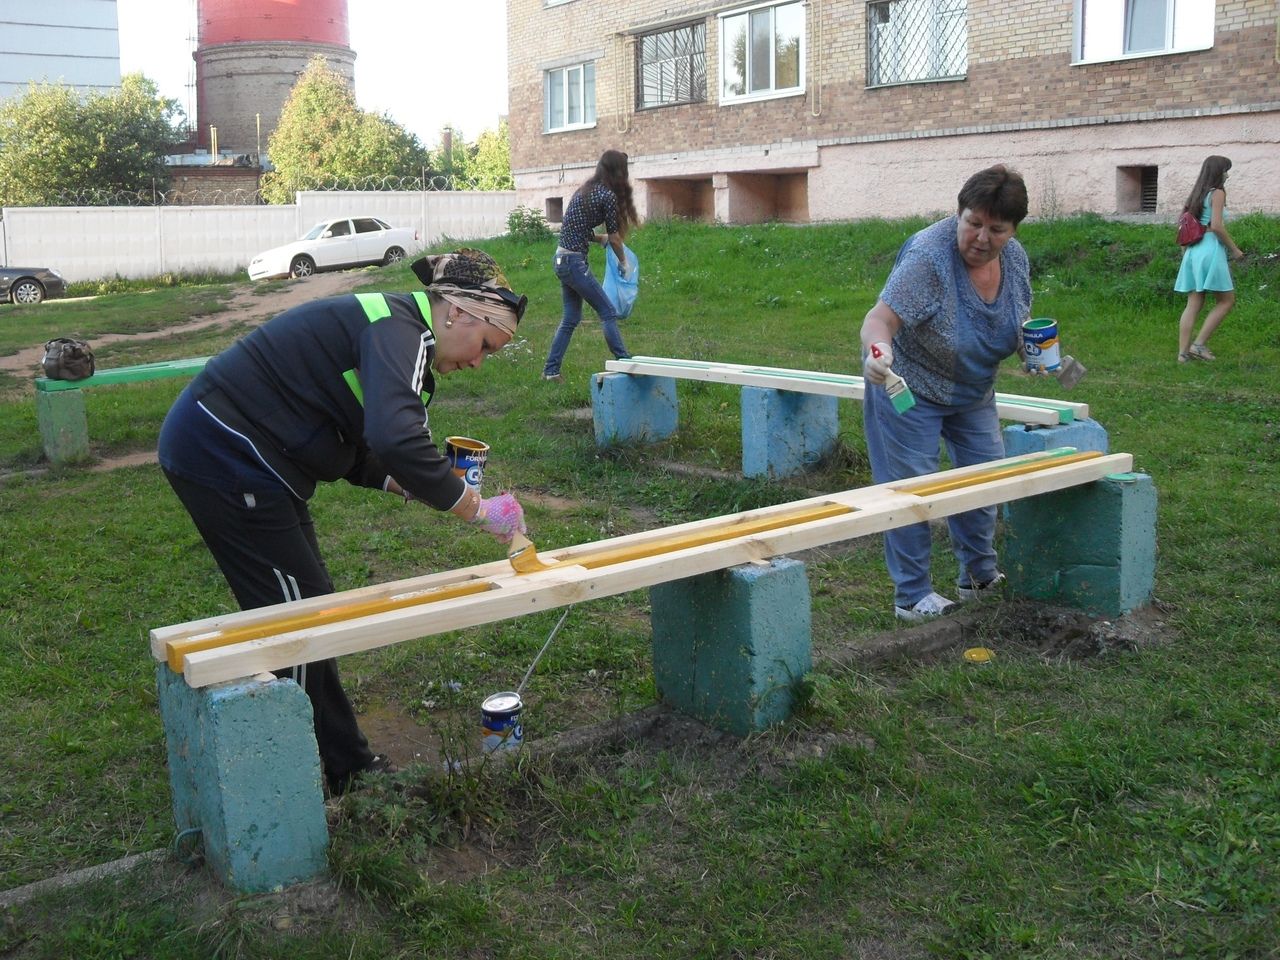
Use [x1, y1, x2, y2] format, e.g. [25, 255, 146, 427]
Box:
[1022, 318, 1061, 373]
[480, 691, 523, 753]
[445, 436, 489, 491]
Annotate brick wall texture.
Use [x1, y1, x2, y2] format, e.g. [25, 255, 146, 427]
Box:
[507, 0, 1279, 216]
[196, 42, 356, 155]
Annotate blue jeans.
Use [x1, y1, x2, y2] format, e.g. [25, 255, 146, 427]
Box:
[863, 385, 1004, 608]
[543, 251, 630, 376]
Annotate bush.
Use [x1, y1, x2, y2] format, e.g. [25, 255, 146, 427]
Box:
[506, 205, 554, 244]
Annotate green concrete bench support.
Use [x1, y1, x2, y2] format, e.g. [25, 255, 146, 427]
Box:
[1005, 472, 1156, 616]
[35, 357, 210, 464]
[651, 558, 813, 735]
[156, 666, 328, 892]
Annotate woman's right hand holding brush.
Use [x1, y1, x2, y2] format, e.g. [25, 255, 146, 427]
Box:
[864, 342, 895, 385]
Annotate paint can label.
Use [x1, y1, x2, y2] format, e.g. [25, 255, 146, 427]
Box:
[445, 436, 489, 491]
[1022, 318, 1061, 372]
[480, 691, 523, 753]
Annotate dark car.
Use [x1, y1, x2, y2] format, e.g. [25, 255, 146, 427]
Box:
[0, 266, 67, 305]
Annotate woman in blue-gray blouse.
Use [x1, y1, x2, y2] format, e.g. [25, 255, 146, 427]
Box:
[1175, 155, 1244, 363]
[541, 149, 636, 381]
[860, 165, 1031, 623]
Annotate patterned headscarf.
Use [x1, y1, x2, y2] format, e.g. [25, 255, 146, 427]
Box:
[411, 249, 526, 336]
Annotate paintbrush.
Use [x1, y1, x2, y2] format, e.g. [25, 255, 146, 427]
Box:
[1054, 355, 1087, 390]
[870, 343, 916, 414]
[508, 531, 553, 574]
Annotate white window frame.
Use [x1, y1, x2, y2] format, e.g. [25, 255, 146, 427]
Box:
[718, 0, 806, 106]
[544, 61, 597, 133]
[1073, 0, 1214, 65]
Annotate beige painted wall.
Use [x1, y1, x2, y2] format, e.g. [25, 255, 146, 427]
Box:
[807, 114, 1280, 221]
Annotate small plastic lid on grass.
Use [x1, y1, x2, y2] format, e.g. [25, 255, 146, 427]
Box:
[963, 646, 996, 664]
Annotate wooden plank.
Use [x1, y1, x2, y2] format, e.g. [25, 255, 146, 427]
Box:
[163, 504, 850, 668]
[900, 450, 1103, 496]
[605, 356, 1089, 424]
[35, 357, 212, 393]
[168, 451, 1133, 687]
[150, 447, 1085, 660]
[165, 579, 494, 672]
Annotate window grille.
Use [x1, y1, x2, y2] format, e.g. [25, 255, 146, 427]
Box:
[867, 0, 967, 87]
[637, 22, 707, 109]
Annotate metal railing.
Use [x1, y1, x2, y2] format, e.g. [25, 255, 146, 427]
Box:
[866, 0, 968, 87]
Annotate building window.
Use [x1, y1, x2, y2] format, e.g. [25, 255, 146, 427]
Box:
[637, 22, 707, 110]
[1074, 0, 1214, 63]
[867, 0, 967, 87]
[545, 62, 597, 132]
[1125, 0, 1171, 53]
[719, 1, 805, 103]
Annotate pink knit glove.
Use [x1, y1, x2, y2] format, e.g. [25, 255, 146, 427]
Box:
[472, 492, 527, 543]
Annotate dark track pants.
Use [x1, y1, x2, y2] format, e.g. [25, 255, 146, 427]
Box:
[163, 470, 375, 783]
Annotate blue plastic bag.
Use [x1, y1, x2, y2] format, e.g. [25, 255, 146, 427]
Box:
[603, 244, 639, 319]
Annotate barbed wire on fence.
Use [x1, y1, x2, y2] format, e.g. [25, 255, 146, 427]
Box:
[25, 173, 511, 208]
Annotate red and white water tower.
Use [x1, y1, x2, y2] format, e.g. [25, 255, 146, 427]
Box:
[193, 0, 356, 156]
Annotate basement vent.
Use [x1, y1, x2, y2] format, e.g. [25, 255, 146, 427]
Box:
[1115, 165, 1159, 214]
[1139, 166, 1158, 212]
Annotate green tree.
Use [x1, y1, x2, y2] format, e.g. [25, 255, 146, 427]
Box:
[0, 74, 183, 205]
[261, 56, 430, 204]
[470, 118, 513, 190]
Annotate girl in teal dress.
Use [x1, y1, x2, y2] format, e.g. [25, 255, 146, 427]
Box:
[1175, 155, 1245, 362]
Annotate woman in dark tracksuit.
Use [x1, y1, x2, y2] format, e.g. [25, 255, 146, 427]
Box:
[158, 249, 527, 794]
[541, 149, 637, 381]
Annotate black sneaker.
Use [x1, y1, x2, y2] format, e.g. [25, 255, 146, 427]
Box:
[326, 754, 400, 796]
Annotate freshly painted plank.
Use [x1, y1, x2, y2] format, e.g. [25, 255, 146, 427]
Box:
[162, 450, 1133, 687]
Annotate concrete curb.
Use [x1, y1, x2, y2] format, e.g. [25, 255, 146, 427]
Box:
[0, 850, 168, 909]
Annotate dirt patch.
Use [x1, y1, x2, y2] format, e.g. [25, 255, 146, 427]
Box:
[822, 597, 1178, 668]
[0, 269, 377, 377]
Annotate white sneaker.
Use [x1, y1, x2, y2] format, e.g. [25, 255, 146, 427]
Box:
[894, 592, 957, 623]
[958, 572, 1006, 602]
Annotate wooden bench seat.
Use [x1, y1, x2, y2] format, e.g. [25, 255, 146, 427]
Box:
[605, 356, 1089, 426]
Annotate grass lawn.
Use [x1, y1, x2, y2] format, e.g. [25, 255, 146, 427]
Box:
[0, 215, 1277, 959]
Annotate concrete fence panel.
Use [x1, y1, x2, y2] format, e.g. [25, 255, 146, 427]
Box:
[2, 191, 518, 283]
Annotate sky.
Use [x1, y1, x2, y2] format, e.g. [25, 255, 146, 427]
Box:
[115, 0, 510, 146]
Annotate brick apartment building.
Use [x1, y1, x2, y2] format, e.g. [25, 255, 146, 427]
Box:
[506, 0, 1279, 224]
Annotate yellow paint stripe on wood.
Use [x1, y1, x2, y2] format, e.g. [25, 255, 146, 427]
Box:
[899, 450, 1103, 497]
[545, 503, 854, 570]
[166, 580, 493, 673]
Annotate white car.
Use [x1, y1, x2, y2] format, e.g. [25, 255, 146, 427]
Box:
[248, 217, 419, 280]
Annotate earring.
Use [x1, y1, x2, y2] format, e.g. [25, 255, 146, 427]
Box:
[445, 320, 453, 327]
